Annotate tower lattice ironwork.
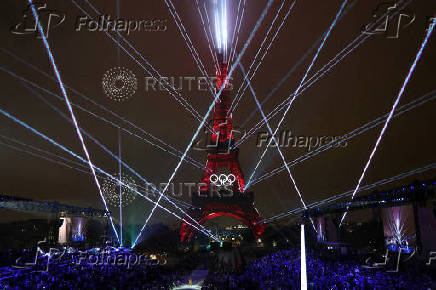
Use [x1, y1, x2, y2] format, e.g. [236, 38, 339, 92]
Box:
[180, 54, 265, 242]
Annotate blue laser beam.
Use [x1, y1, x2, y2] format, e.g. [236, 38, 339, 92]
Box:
[195, 0, 220, 71]
[240, 62, 317, 232]
[339, 18, 436, 226]
[76, 0, 210, 129]
[246, 0, 348, 188]
[0, 130, 194, 211]
[0, 132, 86, 170]
[23, 83, 215, 243]
[230, 0, 295, 116]
[262, 163, 436, 224]
[228, 0, 243, 65]
[250, 90, 436, 187]
[239, 0, 358, 128]
[0, 139, 86, 173]
[0, 61, 207, 172]
[27, 0, 119, 242]
[236, 0, 410, 149]
[228, 0, 246, 66]
[239, 63, 308, 207]
[0, 133, 194, 210]
[0, 108, 216, 242]
[163, 0, 215, 97]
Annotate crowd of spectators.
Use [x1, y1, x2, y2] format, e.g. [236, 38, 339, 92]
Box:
[0, 247, 182, 289]
[1, 246, 435, 289]
[206, 248, 436, 289]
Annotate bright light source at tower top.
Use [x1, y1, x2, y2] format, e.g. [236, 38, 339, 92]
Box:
[213, 0, 228, 57]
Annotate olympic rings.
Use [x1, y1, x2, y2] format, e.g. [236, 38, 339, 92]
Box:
[209, 174, 236, 187]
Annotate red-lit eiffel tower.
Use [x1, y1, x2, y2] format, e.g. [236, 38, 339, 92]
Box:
[180, 54, 265, 242]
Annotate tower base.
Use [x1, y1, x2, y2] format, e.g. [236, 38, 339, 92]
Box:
[180, 190, 265, 242]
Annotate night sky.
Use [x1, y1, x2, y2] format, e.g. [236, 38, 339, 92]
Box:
[0, 0, 435, 227]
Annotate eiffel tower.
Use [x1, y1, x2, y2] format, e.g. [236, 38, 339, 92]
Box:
[180, 54, 265, 242]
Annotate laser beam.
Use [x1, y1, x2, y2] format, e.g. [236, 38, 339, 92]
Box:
[0, 62, 207, 172]
[250, 90, 436, 187]
[133, 0, 274, 246]
[163, 0, 216, 97]
[195, 0, 220, 71]
[261, 163, 436, 224]
[0, 108, 217, 242]
[339, 18, 436, 226]
[228, 0, 246, 66]
[236, 0, 411, 148]
[1, 137, 194, 210]
[240, 63, 308, 208]
[246, 0, 348, 187]
[73, 0, 211, 130]
[0, 133, 194, 210]
[23, 84, 212, 244]
[27, 0, 119, 242]
[230, 0, 296, 116]
[240, 0, 358, 128]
